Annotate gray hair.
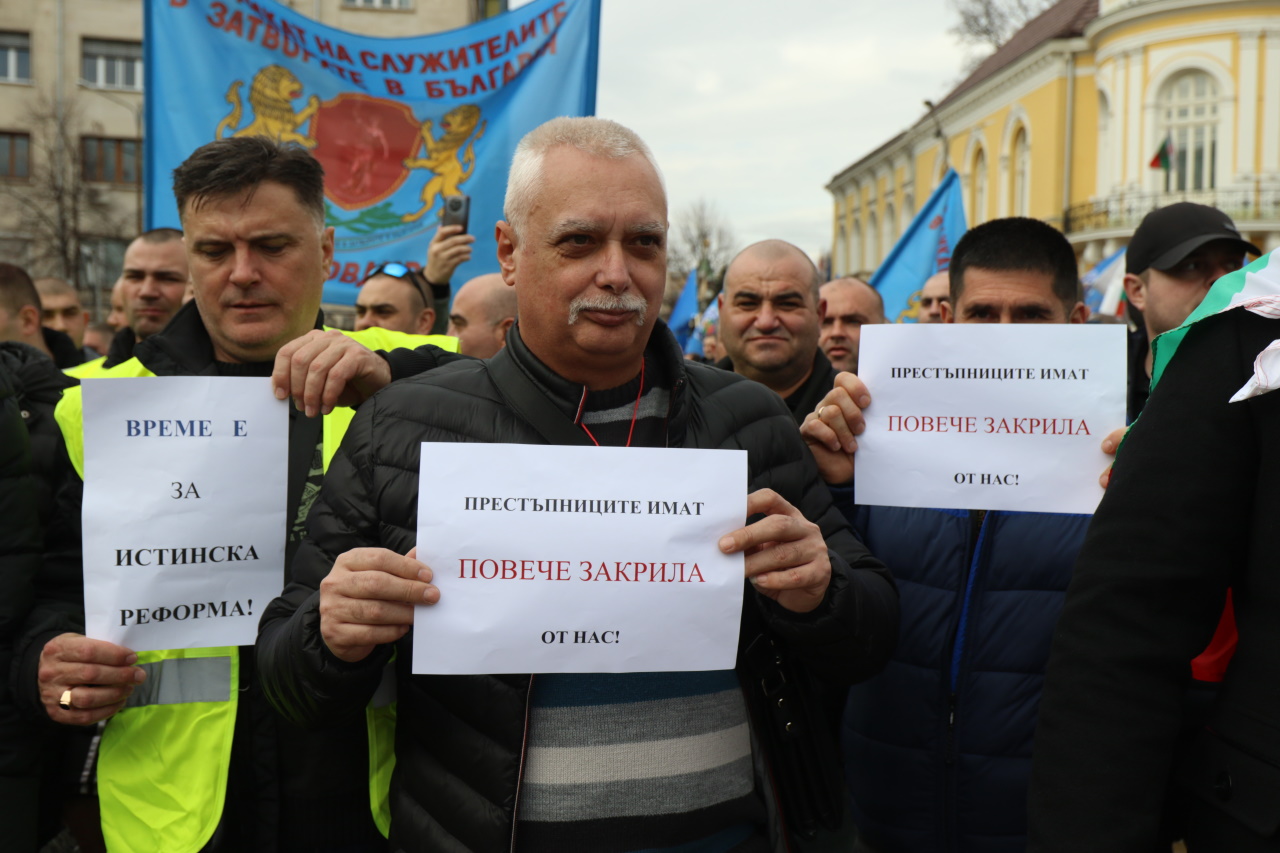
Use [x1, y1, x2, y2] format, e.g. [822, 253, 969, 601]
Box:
[503, 117, 665, 238]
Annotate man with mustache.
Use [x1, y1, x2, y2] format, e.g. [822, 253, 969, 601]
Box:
[256, 116, 898, 852]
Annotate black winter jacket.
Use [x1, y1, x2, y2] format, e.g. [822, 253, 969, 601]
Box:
[257, 322, 899, 853]
[0, 359, 42, 850]
[1029, 305, 1280, 850]
[0, 343, 78, 522]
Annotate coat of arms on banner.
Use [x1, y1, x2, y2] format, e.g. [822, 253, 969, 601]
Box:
[144, 0, 601, 304]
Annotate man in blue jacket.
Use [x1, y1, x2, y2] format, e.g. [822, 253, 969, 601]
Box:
[801, 217, 1122, 853]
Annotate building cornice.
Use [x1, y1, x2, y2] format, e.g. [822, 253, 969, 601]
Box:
[1087, 0, 1276, 43]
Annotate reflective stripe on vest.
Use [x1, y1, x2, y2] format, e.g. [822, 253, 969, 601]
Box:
[124, 655, 233, 709]
[98, 648, 239, 853]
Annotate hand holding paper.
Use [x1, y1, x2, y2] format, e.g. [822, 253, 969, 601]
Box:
[38, 633, 145, 726]
[271, 329, 393, 418]
[319, 546, 438, 663]
[719, 488, 831, 614]
[800, 372, 871, 485]
[1099, 426, 1127, 488]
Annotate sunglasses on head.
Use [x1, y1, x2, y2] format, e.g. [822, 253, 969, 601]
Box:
[371, 262, 430, 304]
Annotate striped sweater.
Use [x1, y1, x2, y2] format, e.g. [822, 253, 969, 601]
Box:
[517, 354, 768, 852]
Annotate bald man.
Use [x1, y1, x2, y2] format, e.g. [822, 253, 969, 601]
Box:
[717, 239, 836, 424]
[918, 271, 950, 323]
[819, 277, 885, 373]
[446, 273, 517, 358]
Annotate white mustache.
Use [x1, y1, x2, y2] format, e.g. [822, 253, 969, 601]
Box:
[567, 293, 648, 326]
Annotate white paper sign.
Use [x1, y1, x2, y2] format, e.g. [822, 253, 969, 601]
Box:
[81, 377, 288, 651]
[855, 324, 1127, 514]
[413, 444, 747, 674]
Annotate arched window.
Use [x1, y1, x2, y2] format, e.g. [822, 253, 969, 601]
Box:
[1011, 128, 1030, 216]
[1157, 70, 1219, 192]
[970, 148, 988, 224]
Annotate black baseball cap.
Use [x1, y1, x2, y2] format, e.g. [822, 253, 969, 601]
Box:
[1126, 202, 1260, 274]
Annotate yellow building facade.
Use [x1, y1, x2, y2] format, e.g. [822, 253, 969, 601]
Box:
[827, 0, 1280, 277]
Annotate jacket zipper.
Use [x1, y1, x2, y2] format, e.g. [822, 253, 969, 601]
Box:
[943, 511, 989, 846]
[509, 674, 535, 853]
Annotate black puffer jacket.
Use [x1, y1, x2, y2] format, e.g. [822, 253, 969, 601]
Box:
[0, 358, 41, 850]
[0, 343, 77, 522]
[257, 322, 899, 853]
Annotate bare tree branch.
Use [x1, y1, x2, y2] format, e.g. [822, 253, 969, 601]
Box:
[948, 0, 1054, 52]
[0, 96, 131, 294]
[668, 198, 737, 280]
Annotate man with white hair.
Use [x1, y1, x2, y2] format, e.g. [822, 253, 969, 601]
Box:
[257, 116, 898, 852]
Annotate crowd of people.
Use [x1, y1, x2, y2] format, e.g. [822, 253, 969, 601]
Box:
[1, 115, 1276, 853]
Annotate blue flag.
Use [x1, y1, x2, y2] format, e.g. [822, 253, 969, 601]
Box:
[684, 297, 718, 358]
[143, 0, 601, 304]
[870, 168, 966, 322]
[668, 269, 699, 350]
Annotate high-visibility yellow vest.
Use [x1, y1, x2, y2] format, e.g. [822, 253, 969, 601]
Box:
[55, 327, 454, 851]
[65, 355, 108, 379]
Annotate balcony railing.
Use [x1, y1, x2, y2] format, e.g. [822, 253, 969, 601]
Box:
[1064, 188, 1280, 234]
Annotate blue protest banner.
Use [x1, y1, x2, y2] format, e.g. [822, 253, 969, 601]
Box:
[667, 268, 699, 351]
[870, 169, 966, 322]
[143, 0, 601, 304]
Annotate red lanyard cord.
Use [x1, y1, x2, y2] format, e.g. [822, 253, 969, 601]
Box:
[576, 359, 646, 448]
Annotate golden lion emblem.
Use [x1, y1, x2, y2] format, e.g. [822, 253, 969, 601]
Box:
[897, 290, 925, 323]
[215, 65, 320, 148]
[401, 104, 486, 223]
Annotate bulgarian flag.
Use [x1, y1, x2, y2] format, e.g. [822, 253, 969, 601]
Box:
[1149, 134, 1175, 171]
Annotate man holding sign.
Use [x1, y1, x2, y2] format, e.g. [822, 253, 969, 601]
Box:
[257, 117, 898, 852]
[23, 138, 460, 853]
[801, 218, 1123, 853]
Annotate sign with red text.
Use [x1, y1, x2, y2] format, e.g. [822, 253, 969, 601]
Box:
[80, 378, 288, 651]
[413, 444, 747, 674]
[855, 324, 1126, 514]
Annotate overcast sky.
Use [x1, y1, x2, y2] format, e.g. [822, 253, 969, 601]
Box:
[516, 0, 975, 261]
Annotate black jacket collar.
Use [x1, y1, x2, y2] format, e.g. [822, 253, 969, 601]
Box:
[103, 326, 138, 369]
[783, 349, 840, 426]
[494, 319, 690, 445]
[715, 349, 838, 425]
[42, 327, 84, 370]
[133, 301, 324, 376]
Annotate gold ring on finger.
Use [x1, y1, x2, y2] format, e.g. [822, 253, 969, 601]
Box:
[59, 689, 74, 711]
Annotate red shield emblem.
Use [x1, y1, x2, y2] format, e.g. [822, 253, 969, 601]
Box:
[312, 94, 422, 210]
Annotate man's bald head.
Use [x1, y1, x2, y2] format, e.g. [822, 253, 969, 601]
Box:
[718, 239, 825, 396]
[818, 277, 884, 372]
[918, 271, 950, 323]
[725, 240, 822, 301]
[447, 272, 518, 358]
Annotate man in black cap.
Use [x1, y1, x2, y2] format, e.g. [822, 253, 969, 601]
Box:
[1122, 202, 1260, 419]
